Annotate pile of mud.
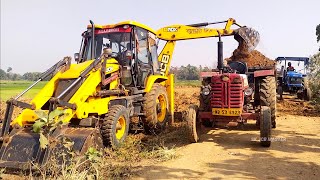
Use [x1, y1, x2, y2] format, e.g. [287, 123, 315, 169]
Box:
[173, 87, 200, 121]
[0, 100, 26, 121]
[277, 99, 319, 117]
[227, 42, 275, 68]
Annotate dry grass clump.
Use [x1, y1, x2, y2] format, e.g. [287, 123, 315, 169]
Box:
[1, 123, 190, 179]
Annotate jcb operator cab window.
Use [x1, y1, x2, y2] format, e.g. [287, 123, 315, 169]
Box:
[79, 25, 160, 88]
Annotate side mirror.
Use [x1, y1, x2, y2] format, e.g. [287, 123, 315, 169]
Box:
[74, 53, 80, 62]
[125, 50, 133, 60]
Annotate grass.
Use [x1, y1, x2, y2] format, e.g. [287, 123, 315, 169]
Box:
[0, 80, 200, 101]
[0, 80, 47, 101]
[1, 123, 190, 179]
[175, 80, 201, 87]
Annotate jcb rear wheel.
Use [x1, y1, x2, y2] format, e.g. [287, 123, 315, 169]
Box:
[142, 83, 169, 134]
[100, 105, 129, 147]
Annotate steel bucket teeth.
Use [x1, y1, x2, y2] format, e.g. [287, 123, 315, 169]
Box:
[235, 27, 260, 51]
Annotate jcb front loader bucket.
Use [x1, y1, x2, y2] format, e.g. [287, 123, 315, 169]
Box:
[0, 127, 103, 170]
[234, 27, 260, 51]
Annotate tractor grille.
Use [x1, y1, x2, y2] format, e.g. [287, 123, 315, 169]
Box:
[211, 75, 243, 108]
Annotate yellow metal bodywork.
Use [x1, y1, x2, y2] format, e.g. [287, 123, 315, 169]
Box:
[144, 75, 168, 93]
[155, 18, 239, 78]
[156, 18, 237, 41]
[166, 74, 175, 124]
[12, 58, 120, 126]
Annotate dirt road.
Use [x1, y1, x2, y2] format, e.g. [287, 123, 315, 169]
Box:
[136, 87, 320, 180]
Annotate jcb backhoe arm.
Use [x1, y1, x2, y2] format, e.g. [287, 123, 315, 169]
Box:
[156, 18, 260, 76]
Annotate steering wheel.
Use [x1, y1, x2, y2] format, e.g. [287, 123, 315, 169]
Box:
[228, 61, 248, 74]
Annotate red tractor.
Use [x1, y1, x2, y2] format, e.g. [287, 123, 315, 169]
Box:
[187, 38, 276, 147]
[155, 18, 276, 147]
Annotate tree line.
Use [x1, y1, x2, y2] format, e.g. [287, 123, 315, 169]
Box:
[0, 68, 42, 81]
[1, 64, 212, 81]
[170, 64, 212, 80]
[309, 24, 320, 106]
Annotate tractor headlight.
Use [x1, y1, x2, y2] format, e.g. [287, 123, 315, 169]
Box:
[202, 86, 210, 96]
[244, 87, 253, 96]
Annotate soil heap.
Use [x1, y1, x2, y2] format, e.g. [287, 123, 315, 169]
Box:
[227, 42, 275, 68]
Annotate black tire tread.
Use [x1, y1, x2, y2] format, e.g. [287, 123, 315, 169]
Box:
[100, 105, 129, 147]
[260, 76, 276, 128]
[260, 106, 271, 147]
[187, 105, 200, 143]
[142, 83, 168, 133]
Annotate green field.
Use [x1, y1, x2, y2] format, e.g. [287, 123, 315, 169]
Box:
[0, 80, 47, 101]
[0, 80, 200, 101]
[175, 80, 201, 87]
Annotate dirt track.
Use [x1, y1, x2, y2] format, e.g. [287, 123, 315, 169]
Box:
[135, 87, 320, 180]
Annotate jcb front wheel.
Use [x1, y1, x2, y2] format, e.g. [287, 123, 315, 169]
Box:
[143, 83, 169, 134]
[100, 105, 129, 147]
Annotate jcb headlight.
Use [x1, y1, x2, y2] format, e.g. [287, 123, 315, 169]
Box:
[202, 87, 210, 96]
[244, 87, 253, 96]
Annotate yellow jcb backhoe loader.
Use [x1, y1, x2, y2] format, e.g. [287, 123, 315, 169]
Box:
[156, 18, 276, 147]
[0, 20, 174, 169]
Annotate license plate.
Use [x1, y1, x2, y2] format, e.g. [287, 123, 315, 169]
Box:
[212, 108, 242, 116]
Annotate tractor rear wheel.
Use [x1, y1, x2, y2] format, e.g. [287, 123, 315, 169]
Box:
[260, 106, 271, 147]
[187, 105, 200, 143]
[259, 76, 276, 128]
[142, 83, 169, 134]
[100, 105, 130, 147]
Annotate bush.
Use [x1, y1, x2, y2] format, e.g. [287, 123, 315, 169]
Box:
[308, 53, 320, 107]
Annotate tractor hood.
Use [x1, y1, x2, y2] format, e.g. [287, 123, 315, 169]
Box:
[287, 71, 303, 78]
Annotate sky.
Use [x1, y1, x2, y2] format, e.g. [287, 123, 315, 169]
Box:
[1, 0, 319, 74]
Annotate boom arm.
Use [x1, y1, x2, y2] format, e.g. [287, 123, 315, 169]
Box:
[156, 18, 259, 76]
[157, 18, 238, 41]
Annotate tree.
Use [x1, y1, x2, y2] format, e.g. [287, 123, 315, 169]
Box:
[6, 67, 12, 73]
[317, 24, 320, 42]
[0, 69, 7, 80]
[308, 53, 320, 103]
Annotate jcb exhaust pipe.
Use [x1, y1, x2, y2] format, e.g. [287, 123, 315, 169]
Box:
[90, 20, 95, 60]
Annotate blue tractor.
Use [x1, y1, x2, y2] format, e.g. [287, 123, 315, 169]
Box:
[276, 57, 311, 100]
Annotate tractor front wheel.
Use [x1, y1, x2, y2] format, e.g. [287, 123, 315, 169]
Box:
[277, 86, 283, 100]
[187, 105, 201, 143]
[260, 106, 272, 147]
[100, 105, 130, 147]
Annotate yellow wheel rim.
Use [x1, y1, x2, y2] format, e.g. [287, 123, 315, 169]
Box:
[115, 116, 126, 140]
[157, 94, 167, 122]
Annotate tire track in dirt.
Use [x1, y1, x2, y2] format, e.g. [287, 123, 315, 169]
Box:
[135, 87, 320, 180]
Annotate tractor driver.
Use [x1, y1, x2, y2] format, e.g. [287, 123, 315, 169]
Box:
[287, 62, 295, 71]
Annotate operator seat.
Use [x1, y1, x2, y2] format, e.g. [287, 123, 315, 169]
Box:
[228, 61, 248, 74]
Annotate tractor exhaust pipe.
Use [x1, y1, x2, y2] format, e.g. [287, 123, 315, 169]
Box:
[217, 32, 223, 71]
